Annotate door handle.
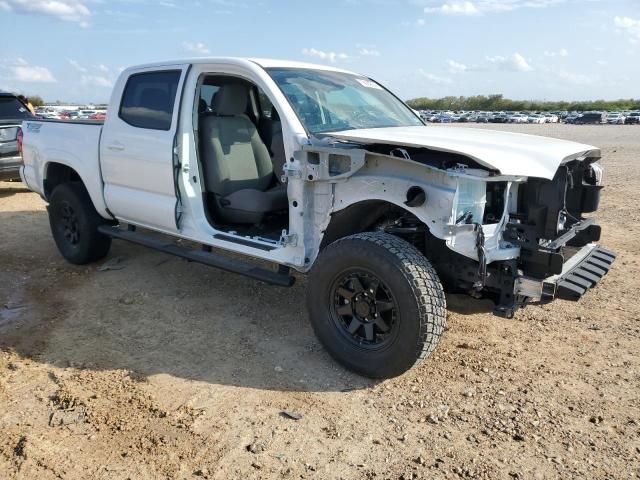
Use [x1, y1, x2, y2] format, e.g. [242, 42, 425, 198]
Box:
[106, 143, 125, 152]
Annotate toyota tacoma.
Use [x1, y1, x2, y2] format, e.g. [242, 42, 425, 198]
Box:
[20, 58, 615, 378]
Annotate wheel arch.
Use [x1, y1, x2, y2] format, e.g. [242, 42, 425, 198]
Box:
[320, 199, 424, 250]
[43, 162, 82, 199]
[43, 161, 111, 219]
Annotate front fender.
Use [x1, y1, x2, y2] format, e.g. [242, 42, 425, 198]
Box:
[289, 145, 522, 270]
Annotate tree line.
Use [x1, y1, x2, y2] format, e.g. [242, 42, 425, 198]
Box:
[406, 94, 640, 112]
[24, 95, 45, 107]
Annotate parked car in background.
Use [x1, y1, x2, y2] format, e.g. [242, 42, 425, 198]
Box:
[59, 110, 80, 120]
[574, 112, 605, 125]
[508, 113, 529, 123]
[606, 113, 626, 125]
[0, 92, 33, 181]
[528, 114, 546, 124]
[565, 113, 580, 124]
[433, 113, 454, 123]
[78, 110, 98, 119]
[543, 113, 559, 123]
[489, 112, 509, 123]
[89, 111, 107, 121]
[625, 112, 640, 124]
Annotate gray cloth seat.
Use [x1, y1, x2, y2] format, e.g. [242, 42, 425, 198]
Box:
[199, 84, 288, 224]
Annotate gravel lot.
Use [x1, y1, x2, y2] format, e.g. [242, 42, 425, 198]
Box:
[1, 124, 638, 479]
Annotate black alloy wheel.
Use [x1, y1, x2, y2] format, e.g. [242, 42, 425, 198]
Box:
[330, 270, 398, 349]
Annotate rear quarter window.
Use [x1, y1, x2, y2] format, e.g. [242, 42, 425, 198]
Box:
[119, 70, 181, 130]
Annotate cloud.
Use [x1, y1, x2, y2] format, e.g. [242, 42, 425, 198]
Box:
[447, 52, 533, 73]
[182, 41, 210, 55]
[1, 59, 56, 83]
[69, 60, 114, 84]
[557, 71, 595, 86]
[302, 48, 348, 63]
[358, 47, 381, 57]
[401, 17, 426, 27]
[614, 16, 640, 44]
[0, 0, 90, 26]
[418, 70, 452, 84]
[424, 0, 564, 16]
[13, 65, 56, 83]
[447, 59, 467, 73]
[81, 75, 113, 88]
[425, 1, 479, 15]
[485, 53, 533, 72]
[68, 59, 87, 73]
[544, 48, 568, 57]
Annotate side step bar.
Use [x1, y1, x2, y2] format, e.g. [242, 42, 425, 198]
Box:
[97, 225, 295, 287]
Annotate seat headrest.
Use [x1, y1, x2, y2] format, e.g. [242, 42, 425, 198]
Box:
[212, 84, 249, 116]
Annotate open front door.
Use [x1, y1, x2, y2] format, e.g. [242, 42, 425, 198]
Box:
[100, 65, 188, 233]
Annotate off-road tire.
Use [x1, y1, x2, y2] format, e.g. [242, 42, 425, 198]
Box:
[307, 232, 446, 378]
[48, 182, 112, 265]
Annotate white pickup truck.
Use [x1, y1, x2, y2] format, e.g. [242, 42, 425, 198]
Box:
[20, 58, 615, 378]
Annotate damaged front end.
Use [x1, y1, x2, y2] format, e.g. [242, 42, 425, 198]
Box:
[498, 158, 615, 316]
[300, 127, 615, 318]
[404, 155, 615, 318]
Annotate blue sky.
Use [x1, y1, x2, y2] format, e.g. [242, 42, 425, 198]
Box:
[1, 0, 638, 103]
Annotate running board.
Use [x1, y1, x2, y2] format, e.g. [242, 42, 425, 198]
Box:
[97, 225, 295, 287]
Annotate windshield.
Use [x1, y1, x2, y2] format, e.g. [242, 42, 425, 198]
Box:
[0, 96, 33, 120]
[267, 68, 423, 135]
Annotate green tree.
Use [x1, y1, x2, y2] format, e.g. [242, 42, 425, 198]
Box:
[27, 95, 44, 107]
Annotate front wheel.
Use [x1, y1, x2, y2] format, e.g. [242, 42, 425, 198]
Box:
[48, 182, 112, 265]
[307, 232, 446, 379]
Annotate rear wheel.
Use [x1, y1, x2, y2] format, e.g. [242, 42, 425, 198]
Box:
[307, 232, 446, 378]
[48, 182, 112, 265]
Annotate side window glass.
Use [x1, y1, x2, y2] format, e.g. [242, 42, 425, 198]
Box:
[258, 91, 274, 119]
[119, 70, 181, 130]
[199, 85, 220, 113]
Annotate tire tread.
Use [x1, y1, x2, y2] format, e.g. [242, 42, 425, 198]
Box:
[311, 231, 446, 375]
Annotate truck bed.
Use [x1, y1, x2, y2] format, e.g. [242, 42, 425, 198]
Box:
[21, 118, 109, 217]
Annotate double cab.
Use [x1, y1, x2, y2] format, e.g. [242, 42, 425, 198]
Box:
[20, 58, 615, 378]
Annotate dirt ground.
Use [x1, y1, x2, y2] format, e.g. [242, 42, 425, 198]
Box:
[1, 124, 638, 480]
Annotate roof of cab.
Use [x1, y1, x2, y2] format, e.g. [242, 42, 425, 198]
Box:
[123, 57, 358, 75]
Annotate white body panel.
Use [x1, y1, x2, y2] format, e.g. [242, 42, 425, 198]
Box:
[20, 120, 110, 217]
[100, 63, 189, 233]
[328, 126, 599, 180]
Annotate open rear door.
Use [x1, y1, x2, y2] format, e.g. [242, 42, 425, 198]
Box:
[100, 64, 189, 233]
